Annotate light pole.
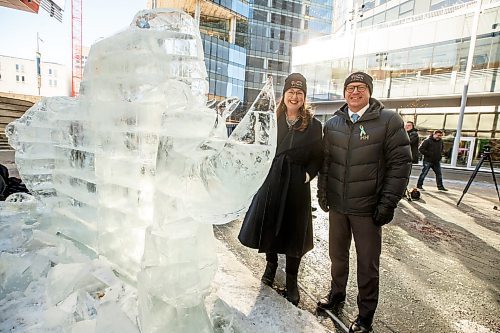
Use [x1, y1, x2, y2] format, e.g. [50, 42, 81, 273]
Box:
[348, 1, 364, 73]
[450, 0, 482, 167]
[36, 33, 43, 96]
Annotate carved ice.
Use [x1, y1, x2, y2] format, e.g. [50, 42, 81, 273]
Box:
[4, 9, 277, 333]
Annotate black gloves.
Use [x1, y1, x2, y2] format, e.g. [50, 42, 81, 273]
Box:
[317, 176, 329, 212]
[318, 190, 329, 212]
[317, 174, 329, 212]
[373, 205, 394, 226]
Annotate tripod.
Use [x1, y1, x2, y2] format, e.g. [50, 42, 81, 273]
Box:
[457, 146, 500, 206]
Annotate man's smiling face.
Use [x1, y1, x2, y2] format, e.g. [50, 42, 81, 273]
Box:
[345, 83, 370, 112]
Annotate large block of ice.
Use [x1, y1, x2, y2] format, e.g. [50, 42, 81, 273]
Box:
[5, 8, 277, 332]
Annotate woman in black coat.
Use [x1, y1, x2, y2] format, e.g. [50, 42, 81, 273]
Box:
[238, 73, 323, 305]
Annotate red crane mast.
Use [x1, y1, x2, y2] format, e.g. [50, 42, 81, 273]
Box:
[71, 0, 82, 97]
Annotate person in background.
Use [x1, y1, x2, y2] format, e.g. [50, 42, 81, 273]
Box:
[317, 72, 412, 332]
[416, 129, 448, 191]
[405, 121, 419, 164]
[238, 73, 323, 306]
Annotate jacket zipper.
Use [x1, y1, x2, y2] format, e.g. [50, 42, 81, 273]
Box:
[344, 119, 353, 213]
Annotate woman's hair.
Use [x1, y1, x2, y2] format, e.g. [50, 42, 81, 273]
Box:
[276, 98, 314, 132]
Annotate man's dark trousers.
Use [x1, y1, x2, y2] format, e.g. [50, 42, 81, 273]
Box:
[417, 161, 444, 188]
[328, 210, 382, 322]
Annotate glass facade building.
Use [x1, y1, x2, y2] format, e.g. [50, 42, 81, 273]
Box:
[150, 0, 249, 101]
[241, 0, 334, 108]
[293, 0, 500, 167]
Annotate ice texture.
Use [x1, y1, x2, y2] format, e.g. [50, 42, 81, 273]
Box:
[5, 8, 276, 333]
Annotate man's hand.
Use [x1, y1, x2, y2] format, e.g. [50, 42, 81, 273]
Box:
[317, 189, 329, 212]
[373, 205, 394, 226]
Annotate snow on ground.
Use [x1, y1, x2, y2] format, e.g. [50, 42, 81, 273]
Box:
[0, 198, 330, 333]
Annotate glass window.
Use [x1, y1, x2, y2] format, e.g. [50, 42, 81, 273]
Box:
[253, 10, 267, 22]
[478, 114, 495, 131]
[399, 0, 414, 16]
[270, 13, 281, 24]
[432, 42, 458, 72]
[445, 114, 478, 131]
[360, 16, 373, 28]
[387, 50, 409, 76]
[272, 0, 284, 9]
[385, 6, 399, 22]
[373, 12, 385, 25]
[363, 0, 375, 11]
[210, 43, 218, 57]
[472, 38, 491, 70]
[268, 59, 285, 71]
[408, 47, 433, 73]
[417, 114, 444, 130]
[430, 0, 447, 11]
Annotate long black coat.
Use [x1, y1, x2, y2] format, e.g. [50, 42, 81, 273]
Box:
[238, 115, 323, 258]
[407, 128, 419, 164]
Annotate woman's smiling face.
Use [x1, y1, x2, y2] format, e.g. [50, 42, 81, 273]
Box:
[284, 88, 305, 111]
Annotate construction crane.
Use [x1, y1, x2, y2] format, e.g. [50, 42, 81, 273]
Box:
[71, 0, 82, 97]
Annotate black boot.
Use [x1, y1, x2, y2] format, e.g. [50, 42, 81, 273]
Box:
[285, 273, 300, 306]
[261, 262, 277, 286]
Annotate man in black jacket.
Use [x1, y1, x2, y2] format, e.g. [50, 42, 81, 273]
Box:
[416, 130, 448, 191]
[405, 121, 419, 164]
[317, 72, 412, 333]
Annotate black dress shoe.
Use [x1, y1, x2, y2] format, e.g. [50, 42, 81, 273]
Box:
[317, 290, 346, 309]
[349, 316, 373, 333]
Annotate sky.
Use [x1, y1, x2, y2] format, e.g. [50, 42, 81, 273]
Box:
[0, 0, 147, 66]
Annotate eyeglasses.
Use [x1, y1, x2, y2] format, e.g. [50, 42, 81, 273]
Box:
[345, 85, 368, 93]
[286, 90, 304, 96]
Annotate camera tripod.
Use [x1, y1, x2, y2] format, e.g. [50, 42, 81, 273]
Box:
[457, 146, 500, 206]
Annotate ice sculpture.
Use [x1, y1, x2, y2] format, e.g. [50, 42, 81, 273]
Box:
[6, 9, 277, 333]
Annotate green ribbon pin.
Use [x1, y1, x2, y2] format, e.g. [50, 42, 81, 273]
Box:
[359, 125, 367, 137]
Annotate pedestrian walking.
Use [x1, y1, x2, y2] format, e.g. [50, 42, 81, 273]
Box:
[405, 121, 419, 164]
[416, 129, 448, 191]
[317, 72, 412, 332]
[238, 73, 323, 306]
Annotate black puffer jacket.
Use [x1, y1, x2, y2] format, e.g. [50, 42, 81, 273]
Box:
[319, 98, 412, 215]
[418, 135, 443, 163]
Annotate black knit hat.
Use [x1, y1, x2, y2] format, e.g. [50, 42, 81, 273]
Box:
[344, 72, 373, 95]
[283, 73, 307, 95]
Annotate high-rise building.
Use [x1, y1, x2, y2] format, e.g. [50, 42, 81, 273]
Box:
[148, 0, 249, 102]
[293, 0, 500, 167]
[241, 0, 334, 106]
[148, 1, 334, 110]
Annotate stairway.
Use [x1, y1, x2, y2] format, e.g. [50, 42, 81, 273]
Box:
[0, 95, 37, 151]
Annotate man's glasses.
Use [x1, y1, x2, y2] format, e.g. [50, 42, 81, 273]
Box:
[345, 85, 368, 93]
